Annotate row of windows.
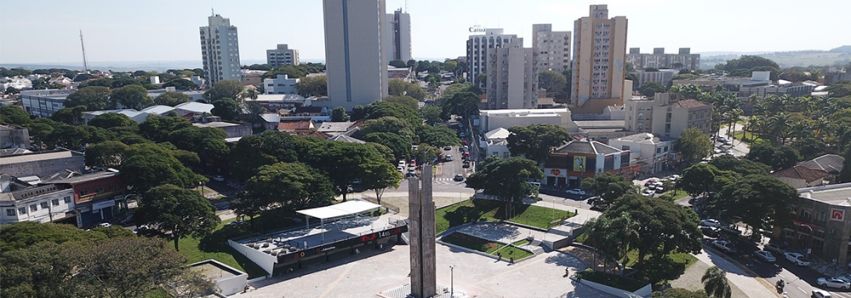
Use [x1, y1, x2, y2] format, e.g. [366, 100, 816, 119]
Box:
[5, 197, 71, 216]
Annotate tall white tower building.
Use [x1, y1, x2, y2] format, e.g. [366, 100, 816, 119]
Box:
[532, 24, 571, 73]
[571, 5, 628, 109]
[466, 28, 520, 88]
[486, 39, 537, 109]
[323, 0, 388, 110]
[384, 8, 411, 63]
[200, 13, 242, 86]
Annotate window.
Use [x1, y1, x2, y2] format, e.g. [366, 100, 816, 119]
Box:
[40, 202, 49, 209]
[64, 196, 71, 203]
[52, 199, 60, 206]
[19, 207, 26, 215]
[30, 204, 38, 212]
[6, 209, 15, 216]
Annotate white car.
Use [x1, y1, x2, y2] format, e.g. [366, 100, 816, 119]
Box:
[565, 189, 586, 197]
[700, 219, 721, 228]
[812, 289, 832, 298]
[712, 240, 737, 254]
[753, 250, 776, 263]
[818, 277, 851, 289]
[642, 188, 655, 196]
[784, 252, 811, 266]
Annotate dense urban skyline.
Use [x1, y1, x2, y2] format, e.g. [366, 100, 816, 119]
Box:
[1, 0, 850, 65]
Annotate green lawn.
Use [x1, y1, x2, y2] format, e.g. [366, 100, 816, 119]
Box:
[435, 199, 574, 234]
[729, 130, 765, 145]
[441, 232, 533, 260]
[512, 238, 531, 247]
[660, 189, 689, 202]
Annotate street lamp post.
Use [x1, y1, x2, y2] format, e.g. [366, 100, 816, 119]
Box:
[449, 265, 455, 298]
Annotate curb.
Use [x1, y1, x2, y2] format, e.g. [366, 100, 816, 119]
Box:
[702, 244, 781, 297]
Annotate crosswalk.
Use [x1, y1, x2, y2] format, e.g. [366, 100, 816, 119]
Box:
[432, 177, 464, 185]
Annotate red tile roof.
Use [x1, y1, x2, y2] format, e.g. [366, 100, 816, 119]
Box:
[277, 120, 314, 132]
[772, 165, 829, 183]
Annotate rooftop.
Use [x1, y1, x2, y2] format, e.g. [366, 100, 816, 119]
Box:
[484, 128, 511, 140]
[480, 108, 569, 116]
[296, 200, 381, 220]
[192, 121, 241, 129]
[615, 133, 667, 145]
[798, 183, 851, 206]
[553, 140, 622, 155]
[277, 119, 314, 132]
[798, 154, 845, 174]
[188, 259, 245, 281]
[773, 165, 829, 183]
[674, 99, 710, 109]
[574, 120, 625, 129]
[174, 101, 214, 114]
[259, 113, 281, 123]
[140, 105, 176, 115]
[43, 170, 119, 184]
[0, 150, 77, 164]
[328, 134, 365, 144]
[317, 121, 355, 133]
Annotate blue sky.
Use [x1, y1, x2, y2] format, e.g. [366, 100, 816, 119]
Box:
[1, 0, 849, 65]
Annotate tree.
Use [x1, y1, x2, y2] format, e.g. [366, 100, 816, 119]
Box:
[506, 124, 569, 164]
[745, 143, 800, 171]
[139, 114, 193, 142]
[701, 267, 731, 298]
[87, 113, 137, 129]
[111, 84, 153, 109]
[0, 106, 32, 125]
[712, 174, 796, 239]
[362, 132, 412, 161]
[304, 142, 392, 201]
[580, 174, 636, 206]
[154, 91, 191, 106]
[388, 79, 426, 101]
[265, 65, 307, 79]
[676, 128, 713, 165]
[237, 162, 334, 218]
[680, 163, 722, 198]
[840, 148, 851, 183]
[227, 131, 311, 180]
[708, 155, 770, 176]
[85, 141, 129, 168]
[331, 106, 349, 121]
[416, 125, 460, 148]
[357, 116, 416, 141]
[538, 70, 569, 99]
[441, 92, 479, 118]
[121, 143, 206, 191]
[204, 80, 243, 102]
[296, 75, 327, 97]
[211, 97, 241, 121]
[411, 143, 440, 164]
[718, 55, 780, 80]
[168, 127, 230, 171]
[361, 161, 403, 205]
[364, 101, 422, 126]
[51, 106, 87, 125]
[420, 105, 443, 125]
[639, 82, 667, 97]
[163, 78, 197, 91]
[140, 184, 219, 250]
[384, 95, 419, 110]
[653, 288, 709, 298]
[66, 86, 112, 110]
[465, 157, 543, 204]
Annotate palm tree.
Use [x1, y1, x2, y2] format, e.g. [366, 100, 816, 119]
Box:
[702, 266, 731, 298]
[610, 212, 640, 275]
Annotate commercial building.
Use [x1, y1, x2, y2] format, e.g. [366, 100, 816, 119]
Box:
[478, 108, 577, 132]
[532, 24, 571, 72]
[20, 89, 75, 117]
[570, 5, 629, 109]
[263, 74, 299, 94]
[785, 183, 851, 266]
[0, 150, 85, 179]
[480, 127, 511, 158]
[383, 8, 411, 62]
[608, 133, 673, 174]
[626, 47, 700, 71]
[1, 176, 75, 225]
[0, 125, 30, 149]
[624, 93, 712, 139]
[485, 39, 537, 109]
[45, 170, 126, 227]
[630, 69, 677, 89]
[542, 140, 637, 188]
[266, 44, 300, 67]
[323, 0, 388, 110]
[466, 28, 521, 88]
[200, 13, 242, 86]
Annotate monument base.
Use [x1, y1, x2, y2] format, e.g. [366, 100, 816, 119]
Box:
[378, 284, 468, 298]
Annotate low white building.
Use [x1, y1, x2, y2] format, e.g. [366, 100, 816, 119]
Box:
[479, 108, 577, 133]
[188, 259, 248, 296]
[82, 109, 152, 124]
[608, 133, 672, 174]
[1, 76, 33, 90]
[263, 74, 299, 94]
[481, 128, 511, 158]
[20, 89, 75, 117]
[1, 175, 75, 224]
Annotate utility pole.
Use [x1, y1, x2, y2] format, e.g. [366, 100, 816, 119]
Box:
[79, 30, 88, 72]
[449, 265, 455, 298]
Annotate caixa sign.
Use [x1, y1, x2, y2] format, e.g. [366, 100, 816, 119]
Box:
[468, 25, 486, 33]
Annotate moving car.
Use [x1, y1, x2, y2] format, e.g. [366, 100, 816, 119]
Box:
[817, 277, 851, 289]
[453, 174, 464, 182]
[700, 219, 721, 228]
[753, 250, 776, 263]
[462, 161, 470, 168]
[712, 239, 737, 254]
[444, 155, 453, 162]
[565, 189, 587, 197]
[784, 252, 812, 266]
[812, 289, 832, 298]
[700, 226, 720, 237]
[212, 175, 225, 182]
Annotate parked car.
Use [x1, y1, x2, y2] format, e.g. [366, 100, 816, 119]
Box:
[753, 250, 776, 263]
[98, 222, 112, 228]
[700, 226, 720, 237]
[462, 161, 470, 168]
[655, 187, 665, 194]
[784, 252, 812, 266]
[700, 219, 721, 228]
[818, 277, 851, 289]
[453, 174, 464, 182]
[565, 189, 587, 197]
[764, 243, 784, 255]
[642, 188, 655, 196]
[812, 289, 832, 298]
[712, 239, 737, 254]
[670, 174, 681, 180]
[648, 184, 657, 190]
[443, 146, 452, 151]
[444, 155, 453, 162]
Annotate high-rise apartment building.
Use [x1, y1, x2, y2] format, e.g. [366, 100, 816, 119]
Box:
[266, 44, 300, 67]
[570, 5, 628, 109]
[323, 0, 388, 110]
[384, 8, 411, 63]
[486, 39, 537, 109]
[466, 28, 520, 88]
[200, 14, 242, 86]
[532, 24, 571, 73]
[627, 47, 700, 71]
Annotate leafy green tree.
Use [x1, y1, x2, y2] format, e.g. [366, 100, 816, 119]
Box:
[350, 105, 368, 120]
[441, 92, 479, 118]
[121, 143, 206, 191]
[0, 222, 107, 251]
[51, 106, 86, 125]
[676, 128, 713, 165]
[580, 174, 636, 206]
[265, 65, 307, 78]
[362, 132, 412, 161]
[168, 127, 230, 171]
[712, 174, 796, 239]
[87, 113, 137, 129]
[85, 141, 129, 168]
[538, 70, 568, 99]
[305, 142, 392, 201]
[718, 55, 780, 80]
[680, 163, 721, 198]
[416, 125, 460, 148]
[411, 143, 440, 164]
[204, 80, 243, 102]
[211, 97, 241, 121]
[384, 95, 419, 110]
[701, 267, 731, 298]
[331, 106, 349, 122]
[163, 78, 197, 91]
[708, 155, 770, 176]
[388, 79, 426, 101]
[154, 91, 191, 106]
[840, 148, 851, 183]
[296, 75, 327, 97]
[111, 84, 153, 109]
[745, 142, 800, 170]
[237, 162, 334, 218]
[0, 106, 31, 126]
[227, 131, 312, 180]
[139, 114, 193, 142]
[420, 105, 444, 125]
[639, 82, 667, 97]
[465, 157, 543, 204]
[357, 116, 416, 141]
[507, 124, 569, 164]
[361, 161, 402, 205]
[139, 184, 219, 250]
[66, 86, 112, 110]
[364, 101, 422, 126]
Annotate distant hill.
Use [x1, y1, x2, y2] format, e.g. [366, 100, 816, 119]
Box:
[699, 46, 851, 69]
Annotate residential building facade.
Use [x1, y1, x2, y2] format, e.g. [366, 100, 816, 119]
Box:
[266, 44, 300, 67]
[631, 69, 676, 89]
[571, 5, 628, 108]
[200, 14, 242, 86]
[263, 74, 299, 94]
[20, 89, 74, 117]
[383, 8, 411, 62]
[45, 171, 126, 227]
[485, 39, 537, 109]
[1, 176, 75, 225]
[624, 93, 712, 139]
[466, 28, 521, 88]
[532, 24, 571, 73]
[481, 128, 511, 158]
[542, 140, 637, 188]
[608, 133, 672, 174]
[626, 47, 700, 71]
[323, 0, 388, 110]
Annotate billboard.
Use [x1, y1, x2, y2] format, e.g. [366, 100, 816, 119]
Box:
[573, 156, 586, 172]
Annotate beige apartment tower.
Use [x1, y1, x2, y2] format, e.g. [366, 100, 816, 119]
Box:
[571, 4, 628, 110]
[532, 24, 571, 73]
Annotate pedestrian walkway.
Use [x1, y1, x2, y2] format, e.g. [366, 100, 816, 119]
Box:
[695, 249, 779, 298]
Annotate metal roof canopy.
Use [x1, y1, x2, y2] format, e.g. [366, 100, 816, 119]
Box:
[297, 200, 380, 221]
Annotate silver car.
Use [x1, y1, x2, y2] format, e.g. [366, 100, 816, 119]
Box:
[817, 277, 850, 289]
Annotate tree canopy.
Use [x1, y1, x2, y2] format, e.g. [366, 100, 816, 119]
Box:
[211, 97, 241, 121]
[111, 84, 153, 110]
[465, 157, 543, 203]
[745, 142, 800, 171]
[154, 91, 191, 106]
[507, 124, 569, 164]
[296, 75, 327, 97]
[676, 128, 713, 165]
[139, 184, 219, 250]
[416, 125, 460, 148]
[236, 162, 334, 218]
[66, 86, 112, 110]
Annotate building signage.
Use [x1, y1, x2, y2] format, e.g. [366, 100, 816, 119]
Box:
[550, 169, 561, 177]
[468, 25, 486, 33]
[92, 199, 115, 211]
[573, 156, 587, 172]
[830, 208, 845, 221]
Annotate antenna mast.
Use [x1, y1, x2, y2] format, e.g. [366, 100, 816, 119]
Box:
[79, 30, 89, 72]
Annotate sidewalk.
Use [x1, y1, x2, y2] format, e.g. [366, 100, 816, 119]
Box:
[695, 249, 779, 298]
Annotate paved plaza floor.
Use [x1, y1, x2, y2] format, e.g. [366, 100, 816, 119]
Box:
[236, 242, 612, 298]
